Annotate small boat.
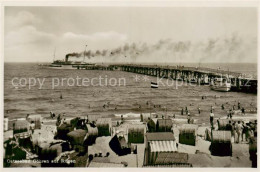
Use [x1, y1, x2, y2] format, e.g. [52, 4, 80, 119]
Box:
[210, 78, 231, 92]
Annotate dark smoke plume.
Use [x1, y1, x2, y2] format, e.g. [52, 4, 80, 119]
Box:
[65, 33, 256, 64]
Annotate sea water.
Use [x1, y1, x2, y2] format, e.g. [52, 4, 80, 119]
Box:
[4, 63, 257, 125]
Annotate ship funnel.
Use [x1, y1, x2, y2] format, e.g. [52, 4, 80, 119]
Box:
[65, 54, 69, 62]
[65, 53, 80, 62]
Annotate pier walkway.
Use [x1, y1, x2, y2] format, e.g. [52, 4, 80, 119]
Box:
[80, 64, 257, 93]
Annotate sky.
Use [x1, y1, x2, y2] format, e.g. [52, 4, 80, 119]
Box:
[4, 6, 257, 63]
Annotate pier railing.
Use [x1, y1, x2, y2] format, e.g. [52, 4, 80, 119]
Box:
[73, 63, 256, 93]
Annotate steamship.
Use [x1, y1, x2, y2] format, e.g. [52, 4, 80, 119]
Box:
[49, 53, 96, 69]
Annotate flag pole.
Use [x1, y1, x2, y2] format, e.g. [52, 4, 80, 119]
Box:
[53, 47, 56, 61]
[83, 44, 87, 63]
[149, 98, 151, 119]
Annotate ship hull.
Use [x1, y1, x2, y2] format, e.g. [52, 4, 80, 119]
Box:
[48, 65, 76, 70]
[48, 64, 92, 70]
[210, 85, 231, 92]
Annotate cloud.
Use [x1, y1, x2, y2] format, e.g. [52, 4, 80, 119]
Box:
[4, 9, 256, 63]
[5, 26, 56, 46]
[4, 10, 59, 62]
[5, 10, 128, 62]
[5, 11, 41, 31]
[5, 25, 128, 62]
[5, 24, 57, 62]
[61, 31, 128, 51]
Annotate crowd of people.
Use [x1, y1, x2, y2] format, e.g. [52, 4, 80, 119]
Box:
[180, 99, 257, 145]
[225, 120, 257, 143]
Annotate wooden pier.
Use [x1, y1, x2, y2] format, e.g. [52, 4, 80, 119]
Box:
[80, 64, 257, 94]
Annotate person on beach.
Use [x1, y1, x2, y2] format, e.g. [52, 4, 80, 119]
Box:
[198, 107, 201, 114]
[231, 122, 236, 142]
[210, 106, 214, 113]
[245, 123, 251, 142]
[248, 127, 254, 138]
[248, 121, 255, 135]
[238, 101, 241, 109]
[236, 121, 243, 143]
[210, 112, 214, 128]
[56, 114, 61, 126]
[187, 114, 191, 124]
[226, 120, 232, 131]
[190, 118, 194, 124]
[227, 109, 233, 119]
[248, 135, 257, 168]
[50, 111, 55, 119]
[242, 122, 249, 142]
[121, 115, 124, 124]
[185, 107, 189, 115]
[241, 107, 245, 115]
[181, 108, 184, 115]
[221, 104, 225, 110]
